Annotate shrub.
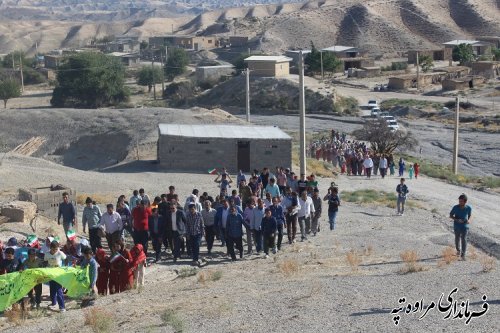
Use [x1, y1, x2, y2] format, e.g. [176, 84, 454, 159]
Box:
[346, 249, 362, 271]
[197, 270, 223, 283]
[83, 307, 115, 333]
[161, 309, 185, 333]
[177, 267, 198, 278]
[278, 259, 300, 276]
[480, 255, 496, 273]
[439, 246, 458, 266]
[400, 250, 424, 273]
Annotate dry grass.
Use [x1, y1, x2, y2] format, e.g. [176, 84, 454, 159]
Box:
[480, 255, 496, 273]
[197, 270, 223, 284]
[76, 193, 117, 205]
[346, 249, 362, 271]
[438, 246, 459, 267]
[400, 250, 425, 274]
[83, 307, 115, 333]
[177, 267, 198, 279]
[278, 259, 300, 276]
[161, 309, 185, 333]
[4, 303, 28, 326]
[469, 247, 478, 260]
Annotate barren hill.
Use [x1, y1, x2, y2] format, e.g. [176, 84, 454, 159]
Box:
[0, 0, 499, 56]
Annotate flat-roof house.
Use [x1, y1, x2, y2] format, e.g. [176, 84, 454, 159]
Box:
[321, 45, 374, 70]
[443, 40, 492, 57]
[109, 52, 141, 67]
[244, 56, 292, 77]
[157, 124, 292, 172]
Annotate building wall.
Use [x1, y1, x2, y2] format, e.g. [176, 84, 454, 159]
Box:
[471, 62, 499, 79]
[408, 49, 453, 64]
[229, 36, 249, 47]
[196, 66, 235, 82]
[158, 135, 292, 172]
[247, 61, 290, 77]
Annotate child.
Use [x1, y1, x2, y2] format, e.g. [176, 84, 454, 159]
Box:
[130, 244, 146, 288]
[95, 248, 109, 295]
[414, 163, 420, 179]
[23, 248, 44, 309]
[409, 164, 414, 180]
[44, 240, 67, 312]
[0, 247, 22, 274]
[80, 247, 98, 295]
[109, 242, 132, 294]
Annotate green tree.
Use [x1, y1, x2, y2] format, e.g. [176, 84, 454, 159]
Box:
[231, 53, 248, 73]
[164, 48, 189, 81]
[419, 55, 434, 73]
[305, 42, 343, 76]
[492, 48, 500, 61]
[452, 44, 474, 65]
[136, 66, 164, 92]
[0, 78, 21, 108]
[51, 52, 128, 108]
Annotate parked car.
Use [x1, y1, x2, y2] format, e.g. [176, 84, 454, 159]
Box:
[371, 107, 381, 117]
[368, 100, 379, 108]
[386, 119, 399, 131]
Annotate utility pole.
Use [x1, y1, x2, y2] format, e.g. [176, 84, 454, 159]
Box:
[320, 50, 324, 81]
[160, 53, 165, 94]
[299, 51, 306, 176]
[245, 68, 250, 122]
[151, 53, 156, 100]
[452, 96, 459, 174]
[19, 54, 24, 93]
[416, 51, 420, 91]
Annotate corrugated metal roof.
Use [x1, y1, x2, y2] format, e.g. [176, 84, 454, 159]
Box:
[159, 124, 291, 140]
[244, 56, 292, 63]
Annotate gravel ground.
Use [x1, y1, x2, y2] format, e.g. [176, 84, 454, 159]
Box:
[0, 156, 498, 332]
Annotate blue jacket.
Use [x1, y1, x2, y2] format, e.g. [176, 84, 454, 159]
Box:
[269, 205, 285, 225]
[148, 215, 166, 235]
[215, 206, 242, 228]
[225, 213, 248, 238]
[261, 216, 278, 235]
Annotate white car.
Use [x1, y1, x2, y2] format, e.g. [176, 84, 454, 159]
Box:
[368, 100, 379, 108]
[371, 107, 381, 117]
[386, 119, 399, 131]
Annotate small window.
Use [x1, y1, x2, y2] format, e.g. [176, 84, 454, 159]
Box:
[208, 40, 213, 43]
[271, 145, 278, 149]
[198, 141, 209, 145]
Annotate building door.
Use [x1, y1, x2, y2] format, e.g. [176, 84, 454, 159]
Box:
[237, 141, 251, 172]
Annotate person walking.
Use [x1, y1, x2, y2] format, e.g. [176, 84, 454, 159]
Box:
[363, 155, 374, 178]
[225, 206, 247, 261]
[131, 200, 151, 256]
[82, 197, 102, 253]
[408, 164, 414, 179]
[251, 199, 265, 254]
[148, 208, 165, 262]
[58, 192, 77, 237]
[283, 190, 300, 244]
[449, 194, 472, 260]
[396, 178, 409, 216]
[270, 196, 285, 251]
[201, 200, 217, 255]
[311, 188, 322, 236]
[261, 208, 277, 257]
[45, 241, 67, 312]
[414, 162, 420, 179]
[185, 204, 204, 266]
[398, 158, 406, 177]
[379, 155, 388, 179]
[166, 204, 186, 263]
[298, 191, 315, 241]
[98, 204, 123, 250]
[324, 187, 340, 230]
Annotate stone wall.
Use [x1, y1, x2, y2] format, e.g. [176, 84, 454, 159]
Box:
[1, 201, 37, 223]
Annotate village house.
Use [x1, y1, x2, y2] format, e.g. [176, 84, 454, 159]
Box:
[196, 65, 235, 82]
[443, 40, 492, 57]
[442, 76, 486, 91]
[244, 56, 292, 77]
[407, 49, 453, 64]
[471, 61, 500, 79]
[149, 35, 219, 51]
[321, 45, 374, 70]
[109, 52, 141, 67]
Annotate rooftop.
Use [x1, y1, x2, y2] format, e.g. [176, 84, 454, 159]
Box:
[244, 56, 293, 63]
[443, 40, 479, 46]
[158, 124, 291, 140]
[321, 46, 357, 52]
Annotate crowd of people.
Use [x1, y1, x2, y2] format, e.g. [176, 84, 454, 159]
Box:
[308, 130, 420, 179]
[0, 168, 342, 312]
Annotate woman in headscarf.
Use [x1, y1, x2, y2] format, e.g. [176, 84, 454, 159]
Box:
[130, 244, 147, 289]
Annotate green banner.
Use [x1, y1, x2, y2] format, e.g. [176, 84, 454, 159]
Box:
[0, 267, 89, 311]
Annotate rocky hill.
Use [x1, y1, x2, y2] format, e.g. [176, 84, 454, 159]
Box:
[0, 0, 499, 56]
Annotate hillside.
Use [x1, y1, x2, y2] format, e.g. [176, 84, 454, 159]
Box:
[0, 0, 499, 56]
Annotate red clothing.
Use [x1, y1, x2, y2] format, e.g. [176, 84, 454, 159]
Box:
[132, 207, 151, 231]
[120, 249, 134, 292]
[130, 244, 147, 269]
[109, 249, 133, 294]
[95, 249, 109, 295]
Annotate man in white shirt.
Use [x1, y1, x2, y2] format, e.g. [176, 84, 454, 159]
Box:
[98, 204, 123, 250]
[379, 155, 388, 179]
[298, 191, 315, 242]
[363, 155, 374, 178]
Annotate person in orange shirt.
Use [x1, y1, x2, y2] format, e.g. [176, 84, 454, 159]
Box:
[132, 200, 151, 256]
